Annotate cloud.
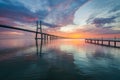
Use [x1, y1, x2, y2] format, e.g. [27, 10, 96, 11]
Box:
[92, 17, 116, 24]
[109, 5, 120, 12]
[60, 25, 78, 33]
[44, 0, 90, 25]
[0, 1, 37, 26]
[0, 0, 89, 28]
[42, 21, 59, 28]
[92, 16, 116, 27]
[0, 0, 119, 38]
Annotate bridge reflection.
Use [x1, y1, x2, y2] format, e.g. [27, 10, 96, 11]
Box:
[36, 39, 42, 56]
[35, 39, 49, 56]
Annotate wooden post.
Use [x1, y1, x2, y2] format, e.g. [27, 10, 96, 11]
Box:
[94, 40, 96, 44]
[114, 41, 116, 47]
[97, 40, 99, 44]
[90, 40, 92, 43]
[96, 40, 97, 44]
[114, 37, 116, 47]
[101, 38, 103, 45]
[108, 41, 110, 46]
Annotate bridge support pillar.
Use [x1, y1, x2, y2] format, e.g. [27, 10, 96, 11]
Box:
[35, 21, 42, 39]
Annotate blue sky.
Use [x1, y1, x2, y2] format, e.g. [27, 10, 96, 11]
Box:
[0, 0, 120, 38]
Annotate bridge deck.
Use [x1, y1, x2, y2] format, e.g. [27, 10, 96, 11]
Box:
[0, 24, 62, 37]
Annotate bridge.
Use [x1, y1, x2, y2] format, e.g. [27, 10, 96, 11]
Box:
[0, 21, 65, 40]
[0, 23, 120, 48]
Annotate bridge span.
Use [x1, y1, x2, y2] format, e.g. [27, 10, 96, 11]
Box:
[0, 21, 65, 40]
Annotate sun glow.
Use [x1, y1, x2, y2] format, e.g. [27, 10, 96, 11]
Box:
[69, 34, 81, 38]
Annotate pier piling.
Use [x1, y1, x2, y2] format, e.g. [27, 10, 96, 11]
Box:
[85, 38, 120, 48]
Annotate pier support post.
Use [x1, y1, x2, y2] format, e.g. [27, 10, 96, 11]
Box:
[108, 41, 110, 46]
[90, 40, 92, 43]
[101, 40, 103, 45]
[97, 40, 99, 44]
[85, 38, 119, 48]
[94, 40, 96, 44]
[114, 37, 116, 47]
[114, 41, 116, 47]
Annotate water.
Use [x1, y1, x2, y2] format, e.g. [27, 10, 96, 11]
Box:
[0, 39, 120, 80]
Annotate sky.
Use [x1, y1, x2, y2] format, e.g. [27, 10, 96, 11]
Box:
[0, 0, 120, 38]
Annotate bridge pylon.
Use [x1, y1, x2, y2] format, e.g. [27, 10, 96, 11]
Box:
[35, 21, 43, 39]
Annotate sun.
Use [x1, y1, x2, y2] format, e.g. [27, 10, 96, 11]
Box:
[68, 34, 81, 38]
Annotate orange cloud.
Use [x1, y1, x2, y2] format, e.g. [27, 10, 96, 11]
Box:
[45, 30, 120, 39]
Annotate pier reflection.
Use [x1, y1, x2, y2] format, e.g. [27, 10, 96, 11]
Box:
[0, 39, 120, 80]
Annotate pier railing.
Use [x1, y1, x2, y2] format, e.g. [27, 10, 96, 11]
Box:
[85, 38, 120, 48]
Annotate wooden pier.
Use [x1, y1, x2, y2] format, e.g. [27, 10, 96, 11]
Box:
[85, 38, 120, 48]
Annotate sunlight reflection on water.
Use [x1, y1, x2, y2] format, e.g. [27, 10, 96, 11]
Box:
[0, 39, 120, 80]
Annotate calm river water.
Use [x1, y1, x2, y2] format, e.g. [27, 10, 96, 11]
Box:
[0, 39, 120, 80]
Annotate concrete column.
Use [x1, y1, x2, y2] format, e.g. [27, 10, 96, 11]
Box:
[41, 34, 43, 40]
[47, 35, 48, 40]
[44, 34, 46, 40]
